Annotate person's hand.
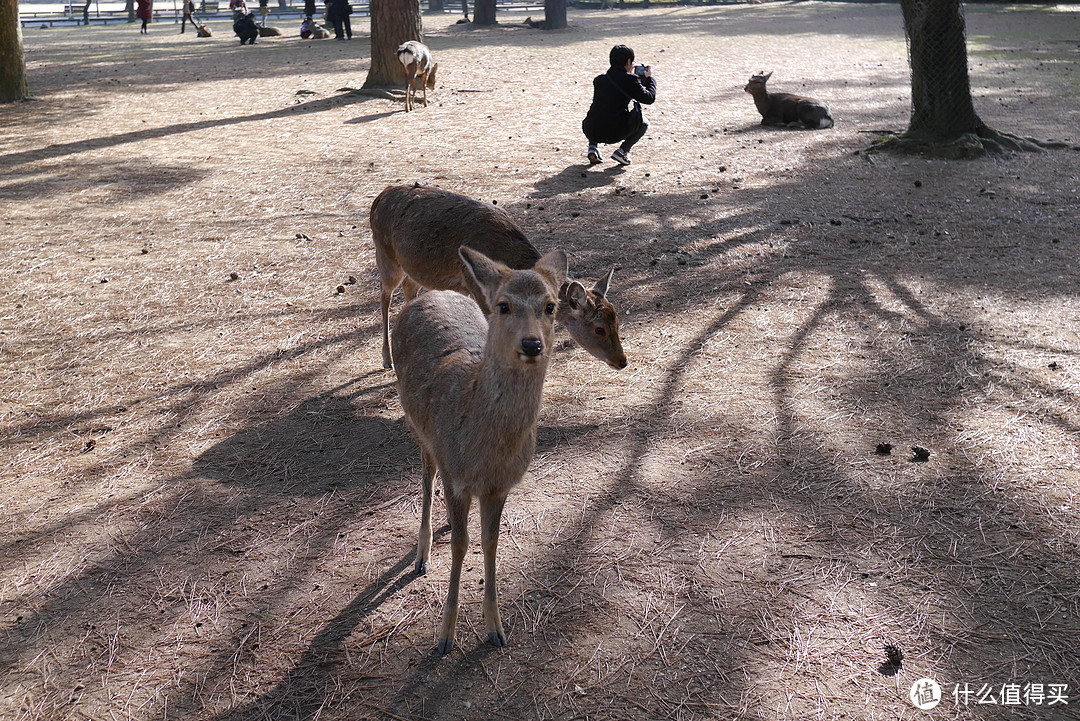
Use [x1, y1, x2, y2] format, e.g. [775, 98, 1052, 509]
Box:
[643, 65, 652, 79]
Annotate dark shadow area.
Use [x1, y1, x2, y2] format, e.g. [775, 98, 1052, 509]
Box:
[0, 91, 380, 169]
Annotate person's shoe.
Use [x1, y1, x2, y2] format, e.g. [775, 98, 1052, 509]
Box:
[611, 148, 631, 165]
[587, 145, 601, 165]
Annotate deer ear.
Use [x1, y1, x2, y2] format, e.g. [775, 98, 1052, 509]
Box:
[763, 71, 772, 82]
[428, 63, 438, 88]
[459, 246, 506, 310]
[533, 249, 568, 290]
[592, 267, 614, 299]
[565, 281, 588, 311]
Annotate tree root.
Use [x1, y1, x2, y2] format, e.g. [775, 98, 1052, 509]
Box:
[868, 126, 1079, 159]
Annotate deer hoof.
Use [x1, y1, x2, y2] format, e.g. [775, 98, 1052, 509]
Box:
[488, 630, 507, 648]
[414, 559, 429, 575]
[437, 637, 454, 655]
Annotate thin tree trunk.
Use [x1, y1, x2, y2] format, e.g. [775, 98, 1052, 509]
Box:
[428, 0, 444, 14]
[544, 0, 565, 30]
[0, 0, 28, 102]
[472, 0, 494, 25]
[362, 0, 423, 89]
[126, 0, 136, 22]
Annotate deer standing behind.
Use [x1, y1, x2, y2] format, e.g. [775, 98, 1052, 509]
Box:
[396, 41, 438, 112]
[371, 184, 627, 371]
[744, 71, 833, 129]
[393, 246, 567, 653]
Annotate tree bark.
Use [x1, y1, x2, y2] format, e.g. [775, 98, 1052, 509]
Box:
[544, 0, 565, 30]
[900, 0, 982, 140]
[427, 0, 444, 14]
[0, 0, 28, 102]
[872, 0, 1048, 156]
[472, 0, 494, 25]
[362, 0, 423, 89]
[126, 0, 136, 22]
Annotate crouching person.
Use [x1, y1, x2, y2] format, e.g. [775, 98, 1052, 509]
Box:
[582, 44, 656, 166]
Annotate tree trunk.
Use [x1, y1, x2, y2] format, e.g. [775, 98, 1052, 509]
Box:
[126, 0, 136, 22]
[428, 0, 444, 14]
[472, 0, 494, 25]
[872, 0, 1048, 156]
[362, 0, 423, 89]
[544, 0, 565, 30]
[0, 0, 27, 102]
[900, 0, 982, 140]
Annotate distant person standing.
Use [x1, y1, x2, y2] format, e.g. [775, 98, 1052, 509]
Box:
[136, 0, 152, 33]
[326, 0, 351, 40]
[582, 44, 656, 165]
[180, 0, 197, 32]
[258, 0, 269, 25]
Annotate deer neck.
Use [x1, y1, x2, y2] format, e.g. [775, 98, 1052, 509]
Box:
[750, 88, 771, 116]
[468, 353, 549, 441]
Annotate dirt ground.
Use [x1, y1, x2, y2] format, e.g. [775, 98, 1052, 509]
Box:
[2, 3, 1080, 719]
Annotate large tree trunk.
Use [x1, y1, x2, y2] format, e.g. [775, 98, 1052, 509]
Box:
[362, 0, 423, 89]
[900, 0, 982, 140]
[544, 0, 565, 30]
[875, 0, 1049, 156]
[472, 0, 494, 25]
[0, 0, 28, 102]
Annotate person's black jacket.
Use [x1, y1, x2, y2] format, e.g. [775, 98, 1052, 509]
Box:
[582, 67, 657, 144]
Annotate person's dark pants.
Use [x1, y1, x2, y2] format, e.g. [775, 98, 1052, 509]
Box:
[329, 11, 350, 38]
[584, 116, 649, 153]
[619, 118, 648, 153]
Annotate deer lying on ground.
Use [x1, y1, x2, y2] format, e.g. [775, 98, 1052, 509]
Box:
[393, 246, 567, 653]
[371, 183, 627, 371]
[258, 25, 282, 36]
[744, 71, 833, 129]
[396, 41, 438, 112]
[196, 24, 212, 37]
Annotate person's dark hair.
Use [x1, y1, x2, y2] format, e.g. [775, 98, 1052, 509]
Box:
[609, 44, 635, 69]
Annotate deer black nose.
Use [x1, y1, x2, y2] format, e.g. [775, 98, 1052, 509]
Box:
[617, 358, 628, 369]
[521, 338, 543, 357]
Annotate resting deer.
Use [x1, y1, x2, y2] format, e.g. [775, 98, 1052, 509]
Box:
[744, 71, 833, 129]
[396, 40, 438, 112]
[371, 183, 627, 371]
[393, 246, 567, 654]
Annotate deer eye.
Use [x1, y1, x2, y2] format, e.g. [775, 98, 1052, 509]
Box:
[594, 327, 607, 337]
[498, 302, 510, 315]
[545, 303, 556, 315]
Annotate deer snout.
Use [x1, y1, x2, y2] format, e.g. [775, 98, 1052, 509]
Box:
[612, 356, 628, 370]
[521, 338, 543, 358]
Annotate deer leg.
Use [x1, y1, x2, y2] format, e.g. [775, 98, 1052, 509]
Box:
[437, 482, 471, 654]
[415, 447, 437, 575]
[478, 493, 508, 647]
[401, 276, 422, 302]
[377, 258, 405, 369]
[405, 65, 416, 111]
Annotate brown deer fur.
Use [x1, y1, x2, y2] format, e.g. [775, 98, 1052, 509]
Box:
[371, 183, 627, 371]
[396, 41, 438, 112]
[744, 71, 833, 129]
[392, 247, 567, 654]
